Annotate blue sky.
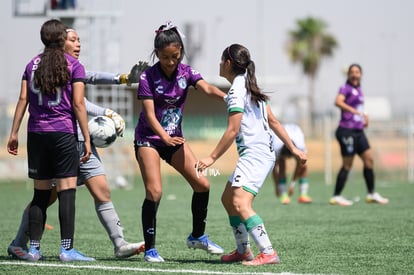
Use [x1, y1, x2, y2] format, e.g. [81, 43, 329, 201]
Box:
[2, 0, 413, 119]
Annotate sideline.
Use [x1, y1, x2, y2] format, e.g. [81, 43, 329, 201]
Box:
[0, 261, 315, 275]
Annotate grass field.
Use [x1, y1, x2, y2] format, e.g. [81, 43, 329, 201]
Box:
[0, 173, 413, 274]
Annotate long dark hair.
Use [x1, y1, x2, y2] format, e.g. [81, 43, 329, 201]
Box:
[34, 19, 70, 95]
[222, 44, 268, 104]
[152, 21, 185, 62]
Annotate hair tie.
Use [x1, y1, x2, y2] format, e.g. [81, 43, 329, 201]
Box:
[155, 20, 186, 38]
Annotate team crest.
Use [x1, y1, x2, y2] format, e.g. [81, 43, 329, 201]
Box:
[178, 77, 187, 89]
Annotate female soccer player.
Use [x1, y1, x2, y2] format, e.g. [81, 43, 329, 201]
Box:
[197, 44, 307, 266]
[134, 21, 226, 262]
[272, 123, 312, 204]
[330, 64, 389, 206]
[7, 19, 92, 262]
[7, 28, 145, 261]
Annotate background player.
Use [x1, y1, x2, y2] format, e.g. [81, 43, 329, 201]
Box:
[330, 63, 389, 206]
[272, 123, 312, 204]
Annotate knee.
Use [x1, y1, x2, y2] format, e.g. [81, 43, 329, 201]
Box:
[146, 187, 162, 202]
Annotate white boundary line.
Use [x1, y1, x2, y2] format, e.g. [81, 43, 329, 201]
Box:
[0, 261, 312, 275]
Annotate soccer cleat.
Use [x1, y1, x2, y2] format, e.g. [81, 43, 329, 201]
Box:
[298, 194, 313, 204]
[115, 241, 145, 258]
[187, 234, 224, 254]
[59, 247, 95, 262]
[26, 246, 43, 262]
[329, 196, 353, 206]
[280, 193, 291, 204]
[8, 244, 28, 260]
[221, 249, 254, 263]
[366, 192, 389, 205]
[144, 248, 164, 262]
[242, 251, 280, 266]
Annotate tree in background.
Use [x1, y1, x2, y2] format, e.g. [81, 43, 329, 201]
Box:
[287, 17, 338, 135]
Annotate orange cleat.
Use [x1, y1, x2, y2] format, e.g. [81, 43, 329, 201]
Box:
[221, 249, 254, 263]
[242, 251, 280, 266]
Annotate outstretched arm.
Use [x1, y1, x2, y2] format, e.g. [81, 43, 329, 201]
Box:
[195, 79, 227, 101]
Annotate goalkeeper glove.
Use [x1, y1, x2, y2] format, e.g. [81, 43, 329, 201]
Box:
[104, 109, 125, 137]
[117, 61, 150, 86]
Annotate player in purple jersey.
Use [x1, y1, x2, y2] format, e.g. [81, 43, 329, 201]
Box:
[134, 21, 226, 262]
[330, 64, 389, 206]
[7, 28, 145, 260]
[7, 19, 93, 262]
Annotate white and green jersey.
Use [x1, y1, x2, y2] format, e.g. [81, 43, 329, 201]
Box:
[227, 75, 274, 159]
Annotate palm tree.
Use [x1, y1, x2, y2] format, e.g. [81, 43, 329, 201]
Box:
[287, 17, 338, 135]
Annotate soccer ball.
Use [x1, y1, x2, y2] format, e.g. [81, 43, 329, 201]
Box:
[88, 116, 117, 148]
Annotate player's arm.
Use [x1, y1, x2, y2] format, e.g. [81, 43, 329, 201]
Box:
[72, 82, 91, 163]
[195, 79, 227, 101]
[198, 111, 242, 169]
[7, 80, 29, 155]
[85, 62, 149, 86]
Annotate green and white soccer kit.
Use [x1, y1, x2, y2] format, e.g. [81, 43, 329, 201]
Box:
[227, 75, 275, 195]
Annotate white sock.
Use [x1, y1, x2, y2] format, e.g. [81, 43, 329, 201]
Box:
[96, 202, 125, 248]
[245, 215, 274, 255]
[232, 223, 250, 254]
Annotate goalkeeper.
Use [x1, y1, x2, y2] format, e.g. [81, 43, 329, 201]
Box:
[7, 28, 147, 260]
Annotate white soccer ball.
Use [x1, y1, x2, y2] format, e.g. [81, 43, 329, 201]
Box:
[88, 116, 117, 148]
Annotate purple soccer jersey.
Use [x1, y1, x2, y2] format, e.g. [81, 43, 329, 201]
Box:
[337, 82, 365, 130]
[24, 53, 86, 134]
[135, 62, 202, 146]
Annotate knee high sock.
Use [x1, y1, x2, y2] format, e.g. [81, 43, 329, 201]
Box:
[363, 168, 375, 194]
[96, 202, 125, 249]
[12, 210, 30, 247]
[29, 189, 51, 248]
[142, 199, 159, 251]
[334, 167, 349, 196]
[278, 178, 287, 194]
[191, 191, 209, 238]
[244, 215, 274, 254]
[229, 216, 250, 254]
[57, 189, 76, 250]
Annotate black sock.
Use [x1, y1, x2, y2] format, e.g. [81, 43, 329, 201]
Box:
[191, 191, 209, 238]
[334, 167, 349, 196]
[57, 189, 76, 250]
[142, 199, 159, 251]
[29, 189, 52, 243]
[363, 167, 375, 194]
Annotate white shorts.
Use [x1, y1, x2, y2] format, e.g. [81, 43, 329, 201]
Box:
[273, 123, 306, 157]
[228, 152, 275, 195]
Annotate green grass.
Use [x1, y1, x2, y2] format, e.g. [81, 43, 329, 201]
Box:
[1, 173, 413, 274]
